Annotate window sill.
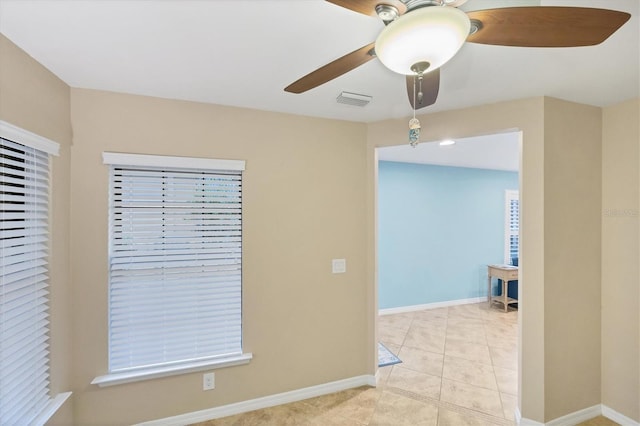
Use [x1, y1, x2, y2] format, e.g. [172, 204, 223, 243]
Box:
[31, 392, 72, 426]
[91, 353, 253, 387]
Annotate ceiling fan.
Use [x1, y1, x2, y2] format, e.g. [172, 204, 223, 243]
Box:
[284, 0, 631, 110]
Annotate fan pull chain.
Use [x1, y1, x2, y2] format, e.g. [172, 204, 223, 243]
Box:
[413, 75, 417, 120]
[409, 74, 421, 148]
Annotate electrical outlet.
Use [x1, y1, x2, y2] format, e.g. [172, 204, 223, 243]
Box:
[203, 372, 215, 390]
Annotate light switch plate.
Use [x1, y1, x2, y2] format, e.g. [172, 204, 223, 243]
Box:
[332, 259, 346, 274]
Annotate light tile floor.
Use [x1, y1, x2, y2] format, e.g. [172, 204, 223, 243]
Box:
[196, 302, 520, 426]
[375, 302, 519, 425]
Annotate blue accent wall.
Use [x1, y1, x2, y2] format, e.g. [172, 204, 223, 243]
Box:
[378, 161, 519, 309]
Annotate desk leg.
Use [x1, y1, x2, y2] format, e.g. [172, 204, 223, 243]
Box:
[487, 275, 492, 306]
[502, 280, 508, 312]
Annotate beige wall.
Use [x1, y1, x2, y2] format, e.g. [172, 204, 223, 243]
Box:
[3, 30, 640, 424]
[0, 34, 74, 424]
[0, 35, 71, 144]
[68, 89, 368, 424]
[601, 99, 640, 422]
[366, 97, 621, 423]
[543, 98, 603, 420]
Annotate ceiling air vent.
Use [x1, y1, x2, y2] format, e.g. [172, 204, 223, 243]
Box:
[336, 91, 372, 107]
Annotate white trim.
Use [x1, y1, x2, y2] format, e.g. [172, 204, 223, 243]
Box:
[515, 406, 523, 425]
[602, 405, 640, 426]
[545, 405, 601, 426]
[0, 120, 60, 156]
[30, 392, 72, 426]
[92, 353, 253, 387]
[518, 417, 544, 426]
[518, 404, 639, 426]
[134, 375, 376, 426]
[379, 297, 485, 316]
[102, 152, 245, 171]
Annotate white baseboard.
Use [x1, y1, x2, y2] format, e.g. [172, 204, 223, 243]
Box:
[519, 419, 544, 426]
[135, 375, 377, 426]
[517, 405, 544, 426]
[379, 297, 486, 316]
[518, 404, 639, 426]
[545, 405, 601, 426]
[602, 405, 640, 426]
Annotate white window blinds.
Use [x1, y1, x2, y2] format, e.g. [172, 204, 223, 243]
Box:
[0, 138, 52, 423]
[107, 155, 244, 373]
[504, 190, 519, 265]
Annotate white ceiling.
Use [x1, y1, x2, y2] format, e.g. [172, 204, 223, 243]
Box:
[2, 0, 630, 170]
[0, 0, 637, 125]
[378, 131, 520, 171]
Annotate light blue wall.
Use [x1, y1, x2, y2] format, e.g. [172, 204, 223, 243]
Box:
[378, 161, 519, 309]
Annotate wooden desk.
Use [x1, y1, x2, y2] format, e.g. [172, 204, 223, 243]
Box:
[487, 264, 519, 312]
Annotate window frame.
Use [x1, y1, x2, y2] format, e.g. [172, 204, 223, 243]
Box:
[0, 120, 70, 425]
[504, 189, 519, 265]
[93, 152, 251, 388]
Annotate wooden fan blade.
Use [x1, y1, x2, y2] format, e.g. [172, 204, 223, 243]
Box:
[285, 43, 376, 94]
[325, 0, 406, 17]
[466, 7, 631, 47]
[406, 69, 440, 110]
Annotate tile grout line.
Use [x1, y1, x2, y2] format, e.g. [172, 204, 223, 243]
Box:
[384, 385, 514, 426]
[383, 304, 515, 425]
[438, 308, 450, 408]
[484, 318, 510, 422]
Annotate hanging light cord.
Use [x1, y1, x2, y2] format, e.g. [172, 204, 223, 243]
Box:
[412, 75, 417, 119]
[412, 73, 425, 119]
[409, 74, 421, 148]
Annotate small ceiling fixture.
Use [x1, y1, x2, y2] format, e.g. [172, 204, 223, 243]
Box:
[375, 6, 471, 76]
[336, 91, 372, 107]
[439, 139, 456, 146]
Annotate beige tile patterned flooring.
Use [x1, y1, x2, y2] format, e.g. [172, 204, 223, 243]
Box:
[195, 302, 522, 426]
[193, 302, 619, 425]
[374, 302, 519, 426]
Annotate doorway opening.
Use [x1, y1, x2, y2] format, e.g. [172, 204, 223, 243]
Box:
[375, 131, 521, 423]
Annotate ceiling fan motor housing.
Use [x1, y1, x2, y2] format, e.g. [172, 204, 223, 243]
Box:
[402, 0, 466, 11]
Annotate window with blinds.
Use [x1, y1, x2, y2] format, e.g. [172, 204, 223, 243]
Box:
[0, 137, 53, 423]
[105, 153, 246, 375]
[504, 190, 519, 265]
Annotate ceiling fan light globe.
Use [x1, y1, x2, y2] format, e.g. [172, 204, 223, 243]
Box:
[375, 6, 470, 75]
